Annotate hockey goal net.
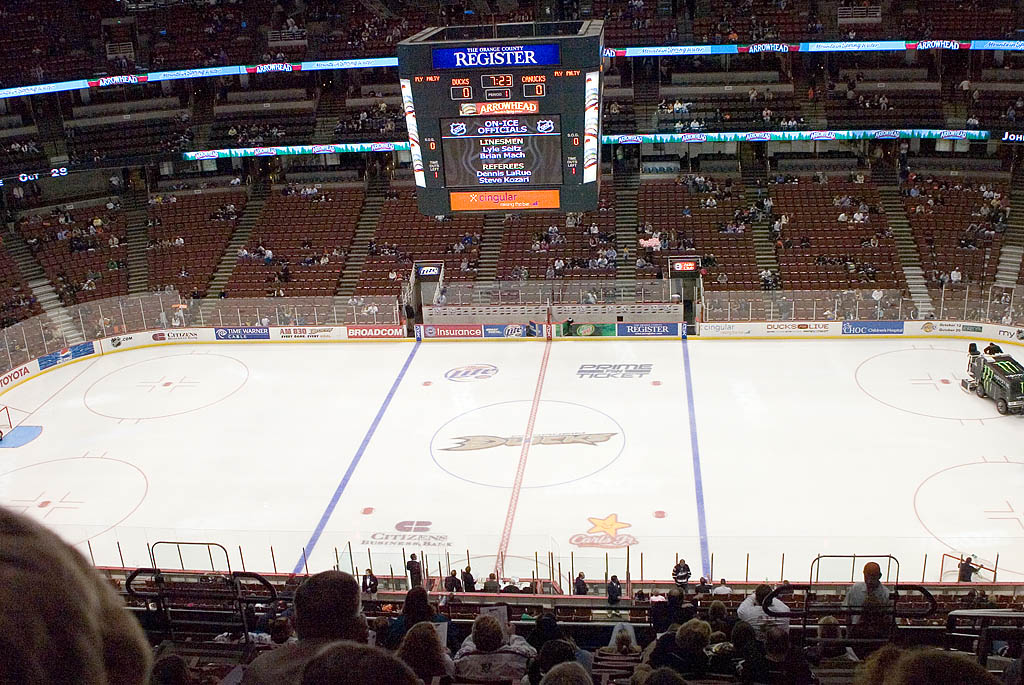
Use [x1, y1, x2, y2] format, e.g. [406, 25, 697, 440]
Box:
[0, 406, 12, 434]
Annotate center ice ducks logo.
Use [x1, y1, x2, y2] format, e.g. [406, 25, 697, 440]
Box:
[537, 119, 555, 134]
[449, 122, 467, 136]
[569, 514, 639, 549]
[445, 364, 498, 382]
[441, 432, 616, 451]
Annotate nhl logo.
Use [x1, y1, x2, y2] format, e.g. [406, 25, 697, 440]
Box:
[449, 122, 467, 136]
[537, 120, 555, 134]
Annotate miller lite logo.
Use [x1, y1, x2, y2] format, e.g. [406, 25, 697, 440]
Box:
[418, 266, 440, 276]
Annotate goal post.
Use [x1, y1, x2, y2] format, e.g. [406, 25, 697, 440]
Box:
[0, 406, 12, 434]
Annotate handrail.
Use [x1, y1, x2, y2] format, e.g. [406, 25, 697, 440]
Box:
[761, 582, 937, 619]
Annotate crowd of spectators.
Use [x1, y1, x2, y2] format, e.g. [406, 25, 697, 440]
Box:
[333, 104, 403, 140]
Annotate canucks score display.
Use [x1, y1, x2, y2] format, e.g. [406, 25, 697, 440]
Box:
[397, 22, 603, 214]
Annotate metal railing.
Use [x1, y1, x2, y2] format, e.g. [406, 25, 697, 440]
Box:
[703, 289, 920, 322]
[0, 293, 399, 376]
[932, 284, 1021, 325]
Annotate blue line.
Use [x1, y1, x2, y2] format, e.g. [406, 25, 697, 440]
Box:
[293, 341, 420, 574]
[681, 337, 711, 578]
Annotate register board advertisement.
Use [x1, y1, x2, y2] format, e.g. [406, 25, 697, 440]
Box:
[441, 115, 563, 187]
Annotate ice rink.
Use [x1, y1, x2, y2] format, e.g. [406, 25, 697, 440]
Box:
[0, 338, 1021, 586]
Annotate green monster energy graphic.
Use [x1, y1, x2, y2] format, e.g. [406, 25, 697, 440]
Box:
[982, 365, 995, 393]
[993, 360, 1022, 374]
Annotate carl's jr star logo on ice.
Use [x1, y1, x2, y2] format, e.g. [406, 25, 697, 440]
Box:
[569, 514, 639, 549]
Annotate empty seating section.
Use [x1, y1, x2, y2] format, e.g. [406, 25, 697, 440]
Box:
[0, 138, 46, 178]
[0, 250, 40, 328]
[825, 86, 944, 128]
[209, 109, 316, 149]
[638, 179, 759, 289]
[226, 188, 364, 297]
[146, 192, 247, 296]
[693, 0, 812, 42]
[970, 88, 1024, 131]
[603, 98, 636, 134]
[901, 176, 1007, 286]
[495, 188, 617, 280]
[18, 205, 128, 304]
[66, 115, 191, 163]
[592, 0, 677, 46]
[142, 6, 251, 70]
[657, 90, 799, 132]
[355, 189, 484, 295]
[771, 180, 905, 289]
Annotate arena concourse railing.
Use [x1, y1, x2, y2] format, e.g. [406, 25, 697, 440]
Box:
[0, 292, 400, 376]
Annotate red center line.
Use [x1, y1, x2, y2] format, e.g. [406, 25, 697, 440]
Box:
[494, 339, 552, 578]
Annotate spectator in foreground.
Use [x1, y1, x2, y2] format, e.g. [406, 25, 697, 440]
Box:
[243, 571, 365, 685]
[301, 642, 418, 685]
[0, 505, 151, 684]
[804, 615, 857, 667]
[526, 639, 577, 684]
[737, 584, 790, 631]
[649, 618, 711, 677]
[853, 645, 1000, 684]
[395, 621, 454, 683]
[762, 625, 815, 683]
[598, 624, 641, 657]
[385, 587, 449, 649]
[844, 561, 890, 624]
[539, 661, 593, 685]
[454, 614, 537, 681]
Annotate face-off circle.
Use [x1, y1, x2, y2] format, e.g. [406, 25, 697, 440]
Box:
[84, 353, 249, 420]
[0, 458, 148, 544]
[855, 347, 1002, 421]
[430, 399, 625, 488]
[914, 459, 1024, 578]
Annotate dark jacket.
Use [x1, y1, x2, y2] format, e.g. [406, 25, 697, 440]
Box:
[607, 579, 622, 605]
[407, 559, 422, 586]
[462, 571, 476, 592]
[648, 633, 707, 678]
[362, 573, 378, 594]
[574, 577, 588, 595]
[444, 575, 463, 593]
[482, 578, 500, 592]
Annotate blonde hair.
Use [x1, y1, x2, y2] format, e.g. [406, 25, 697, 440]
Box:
[674, 618, 712, 653]
[471, 614, 505, 652]
[0, 506, 151, 684]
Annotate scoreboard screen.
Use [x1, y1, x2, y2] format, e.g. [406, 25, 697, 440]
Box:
[397, 21, 603, 214]
[441, 114, 563, 187]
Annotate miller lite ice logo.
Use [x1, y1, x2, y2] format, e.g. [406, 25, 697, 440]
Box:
[874, 130, 900, 139]
[255, 63, 293, 73]
[97, 75, 140, 87]
[254, 148, 277, 156]
[312, 145, 334, 154]
[679, 133, 707, 143]
[371, 142, 395, 151]
[503, 325, 524, 337]
[449, 122, 467, 136]
[745, 132, 771, 141]
[617, 135, 643, 144]
[191, 150, 219, 160]
[444, 364, 498, 382]
[940, 130, 968, 139]
[536, 119, 555, 134]
[747, 43, 790, 53]
[810, 131, 836, 140]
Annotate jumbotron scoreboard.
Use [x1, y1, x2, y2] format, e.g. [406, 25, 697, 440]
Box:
[397, 21, 603, 215]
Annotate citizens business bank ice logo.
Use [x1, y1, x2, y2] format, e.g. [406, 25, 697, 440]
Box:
[445, 364, 498, 382]
[569, 514, 639, 549]
[361, 521, 451, 548]
[442, 432, 616, 451]
[152, 331, 200, 341]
